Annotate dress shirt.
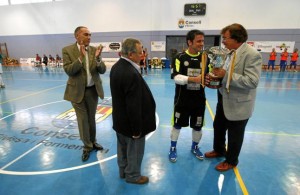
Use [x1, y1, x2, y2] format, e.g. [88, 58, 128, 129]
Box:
[77, 43, 94, 87]
[121, 56, 141, 72]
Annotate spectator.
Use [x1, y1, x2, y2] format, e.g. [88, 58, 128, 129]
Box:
[55, 54, 61, 66]
[35, 54, 41, 66]
[0, 53, 3, 64]
[279, 48, 288, 72]
[267, 48, 276, 71]
[289, 48, 299, 72]
[139, 47, 147, 75]
[0, 59, 5, 88]
[43, 54, 48, 66]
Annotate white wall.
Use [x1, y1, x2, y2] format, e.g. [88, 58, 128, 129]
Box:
[0, 0, 300, 36]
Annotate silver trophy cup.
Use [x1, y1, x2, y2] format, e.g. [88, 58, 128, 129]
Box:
[206, 46, 230, 88]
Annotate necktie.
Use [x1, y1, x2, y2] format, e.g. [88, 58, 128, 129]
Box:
[226, 51, 236, 93]
[85, 50, 91, 86]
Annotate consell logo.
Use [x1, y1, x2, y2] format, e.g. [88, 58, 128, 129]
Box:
[178, 19, 201, 28]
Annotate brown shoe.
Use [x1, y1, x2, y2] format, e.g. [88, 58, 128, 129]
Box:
[215, 161, 236, 172]
[205, 150, 223, 158]
[126, 176, 149, 185]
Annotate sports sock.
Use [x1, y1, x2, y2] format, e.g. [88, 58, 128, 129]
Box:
[170, 127, 180, 148]
[192, 129, 202, 148]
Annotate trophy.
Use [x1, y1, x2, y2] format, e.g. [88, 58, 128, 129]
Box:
[206, 46, 230, 89]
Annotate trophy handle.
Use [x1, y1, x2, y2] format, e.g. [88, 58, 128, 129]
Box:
[201, 51, 207, 87]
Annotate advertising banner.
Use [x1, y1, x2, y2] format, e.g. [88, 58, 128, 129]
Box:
[91, 42, 121, 52]
[247, 41, 295, 53]
[151, 41, 166, 51]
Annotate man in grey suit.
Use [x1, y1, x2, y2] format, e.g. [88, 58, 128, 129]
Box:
[62, 26, 106, 161]
[110, 38, 156, 184]
[205, 23, 262, 171]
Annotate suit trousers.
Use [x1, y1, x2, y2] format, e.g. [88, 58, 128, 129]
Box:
[116, 133, 145, 182]
[213, 91, 249, 165]
[72, 86, 98, 151]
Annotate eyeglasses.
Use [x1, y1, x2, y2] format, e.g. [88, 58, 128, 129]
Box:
[222, 36, 232, 41]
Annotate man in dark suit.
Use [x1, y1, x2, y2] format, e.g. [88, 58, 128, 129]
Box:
[110, 38, 156, 184]
[205, 23, 262, 171]
[62, 26, 106, 161]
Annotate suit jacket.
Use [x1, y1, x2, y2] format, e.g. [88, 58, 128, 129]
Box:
[110, 58, 156, 137]
[220, 43, 262, 121]
[62, 43, 106, 103]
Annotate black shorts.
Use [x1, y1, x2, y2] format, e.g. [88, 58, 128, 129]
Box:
[172, 98, 205, 129]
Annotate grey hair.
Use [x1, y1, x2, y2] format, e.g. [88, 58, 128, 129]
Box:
[121, 38, 141, 57]
[74, 26, 86, 36]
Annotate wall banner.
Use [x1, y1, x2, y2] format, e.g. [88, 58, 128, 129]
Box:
[151, 41, 166, 51]
[247, 41, 295, 53]
[90, 42, 121, 52]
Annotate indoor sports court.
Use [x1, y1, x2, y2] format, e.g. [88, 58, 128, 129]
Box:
[0, 66, 299, 195]
[1, 0, 300, 194]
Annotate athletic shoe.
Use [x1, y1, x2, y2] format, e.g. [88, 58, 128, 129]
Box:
[168, 147, 177, 163]
[191, 145, 204, 160]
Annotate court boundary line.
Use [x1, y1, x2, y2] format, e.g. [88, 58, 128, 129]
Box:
[0, 84, 66, 105]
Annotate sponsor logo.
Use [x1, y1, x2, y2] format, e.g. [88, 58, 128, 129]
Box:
[184, 61, 189, 66]
[178, 19, 185, 28]
[109, 42, 121, 50]
[178, 18, 201, 29]
[53, 98, 112, 128]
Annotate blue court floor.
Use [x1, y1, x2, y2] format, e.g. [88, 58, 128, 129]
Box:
[0, 65, 299, 195]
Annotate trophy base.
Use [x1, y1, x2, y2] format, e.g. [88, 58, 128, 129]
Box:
[206, 73, 222, 89]
[206, 79, 222, 89]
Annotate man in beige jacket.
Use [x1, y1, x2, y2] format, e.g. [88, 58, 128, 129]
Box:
[62, 26, 106, 161]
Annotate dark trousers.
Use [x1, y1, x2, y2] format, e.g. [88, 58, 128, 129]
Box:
[213, 91, 249, 165]
[267, 60, 275, 70]
[72, 86, 98, 151]
[116, 133, 145, 182]
[279, 60, 287, 71]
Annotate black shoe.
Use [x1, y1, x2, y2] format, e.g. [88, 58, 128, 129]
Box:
[93, 143, 103, 151]
[120, 172, 125, 179]
[82, 150, 90, 161]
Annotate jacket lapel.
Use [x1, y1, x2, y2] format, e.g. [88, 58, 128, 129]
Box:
[87, 46, 94, 71]
[234, 43, 247, 69]
[72, 43, 81, 59]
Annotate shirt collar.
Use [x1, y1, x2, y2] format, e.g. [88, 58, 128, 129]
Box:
[76, 43, 88, 51]
[121, 56, 140, 71]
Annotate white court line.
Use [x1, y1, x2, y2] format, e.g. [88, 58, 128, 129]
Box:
[0, 100, 66, 120]
[1, 138, 51, 170]
[0, 155, 117, 175]
[1, 121, 72, 170]
[0, 100, 159, 175]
